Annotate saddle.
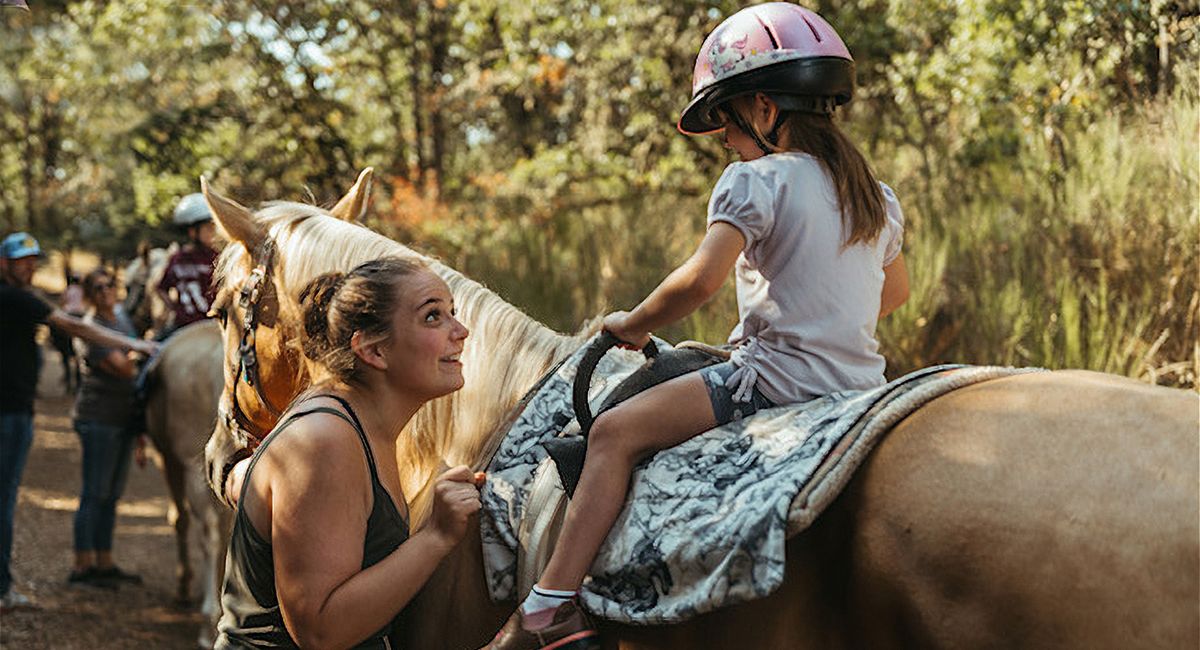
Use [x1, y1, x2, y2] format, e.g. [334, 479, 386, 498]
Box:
[482, 334, 1033, 621]
[509, 333, 725, 596]
[542, 332, 728, 497]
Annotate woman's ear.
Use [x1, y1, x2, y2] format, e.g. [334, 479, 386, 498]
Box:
[350, 331, 389, 372]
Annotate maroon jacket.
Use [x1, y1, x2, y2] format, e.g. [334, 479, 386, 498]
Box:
[157, 245, 218, 329]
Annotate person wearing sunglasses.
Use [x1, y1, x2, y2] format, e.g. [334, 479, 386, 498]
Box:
[67, 268, 151, 590]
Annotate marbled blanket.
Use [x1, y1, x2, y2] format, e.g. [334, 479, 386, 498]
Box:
[480, 337, 1036, 624]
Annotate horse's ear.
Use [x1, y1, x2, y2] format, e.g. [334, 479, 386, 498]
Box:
[201, 177, 268, 251]
[330, 167, 373, 222]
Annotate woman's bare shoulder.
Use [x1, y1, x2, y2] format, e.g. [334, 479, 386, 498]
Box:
[257, 403, 370, 487]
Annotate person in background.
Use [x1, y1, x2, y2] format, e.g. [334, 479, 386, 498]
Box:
[128, 192, 221, 440]
[0, 233, 157, 612]
[67, 268, 148, 590]
[155, 193, 219, 338]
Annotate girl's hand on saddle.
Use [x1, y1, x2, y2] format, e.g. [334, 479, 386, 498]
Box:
[427, 465, 484, 551]
[603, 311, 651, 349]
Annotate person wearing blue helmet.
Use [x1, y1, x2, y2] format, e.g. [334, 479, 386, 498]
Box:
[0, 232, 158, 612]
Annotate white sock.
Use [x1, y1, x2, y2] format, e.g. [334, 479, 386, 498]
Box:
[520, 584, 577, 615]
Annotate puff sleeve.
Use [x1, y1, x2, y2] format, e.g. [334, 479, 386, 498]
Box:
[707, 163, 776, 250]
[879, 182, 905, 265]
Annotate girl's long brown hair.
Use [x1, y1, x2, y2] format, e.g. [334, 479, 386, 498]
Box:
[726, 97, 886, 247]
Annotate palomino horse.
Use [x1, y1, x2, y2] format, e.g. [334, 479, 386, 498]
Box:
[141, 319, 229, 648]
[123, 243, 176, 338]
[202, 171, 1199, 650]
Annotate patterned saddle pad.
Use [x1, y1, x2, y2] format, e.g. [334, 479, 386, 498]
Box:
[480, 337, 1036, 624]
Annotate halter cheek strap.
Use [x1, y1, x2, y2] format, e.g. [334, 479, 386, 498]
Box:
[237, 265, 273, 404]
[215, 239, 286, 503]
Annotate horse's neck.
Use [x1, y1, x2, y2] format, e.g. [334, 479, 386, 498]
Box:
[440, 265, 585, 462]
[402, 264, 590, 526]
[398, 518, 510, 648]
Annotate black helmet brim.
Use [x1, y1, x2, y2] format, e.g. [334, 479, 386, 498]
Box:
[678, 57, 855, 135]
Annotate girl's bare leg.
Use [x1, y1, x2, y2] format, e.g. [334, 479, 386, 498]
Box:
[535, 372, 716, 592]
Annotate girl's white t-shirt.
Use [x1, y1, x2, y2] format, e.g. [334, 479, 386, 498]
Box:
[707, 152, 905, 406]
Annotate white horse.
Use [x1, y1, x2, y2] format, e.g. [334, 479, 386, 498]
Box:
[122, 243, 176, 339]
[141, 319, 229, 648]
[202, 171, 1199, 650]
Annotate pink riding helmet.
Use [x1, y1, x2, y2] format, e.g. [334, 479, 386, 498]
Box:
[678, 2, 854, 135]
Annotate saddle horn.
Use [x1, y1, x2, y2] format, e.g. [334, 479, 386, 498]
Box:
[545, 332, 658, 497]
[545, 333, 727, 497]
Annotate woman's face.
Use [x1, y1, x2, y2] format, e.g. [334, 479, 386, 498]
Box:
[381, 270, 469, 402]
[86, 275, 118, 310]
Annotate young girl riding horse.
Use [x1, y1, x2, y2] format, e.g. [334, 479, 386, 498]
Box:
[214, 257, 483, 650]
[484, 4, 910, 649]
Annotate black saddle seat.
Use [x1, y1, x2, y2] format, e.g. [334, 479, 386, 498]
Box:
[545, 335, 726, 497]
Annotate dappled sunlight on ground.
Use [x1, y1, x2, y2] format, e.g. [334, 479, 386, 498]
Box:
[33, 425, 79, 451]
[0, 346, 203, 649]
[18, 486, 79, 513]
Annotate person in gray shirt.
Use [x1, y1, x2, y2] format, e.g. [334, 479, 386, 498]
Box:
[68, 268, 147, 590]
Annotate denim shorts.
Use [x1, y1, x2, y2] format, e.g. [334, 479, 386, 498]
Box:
[700, 361, 775, 426]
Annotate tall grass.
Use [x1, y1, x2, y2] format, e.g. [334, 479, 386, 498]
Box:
[394, 96, 1197, 390]
[878, 95, 1198, 388]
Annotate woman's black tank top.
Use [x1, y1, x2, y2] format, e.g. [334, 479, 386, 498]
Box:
[214, 395, 410, 650]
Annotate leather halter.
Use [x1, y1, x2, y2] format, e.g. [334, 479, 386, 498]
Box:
[217, 239, 285, 452]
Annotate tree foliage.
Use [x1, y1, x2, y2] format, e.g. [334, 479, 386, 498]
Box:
[4, 0, 1193, 241]
[2, 0, 1196, 382]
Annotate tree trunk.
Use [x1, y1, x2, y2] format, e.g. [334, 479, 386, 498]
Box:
[21, 94, 38, 234]
[428, 2, 448, 201]
[408, 2, 427, 192]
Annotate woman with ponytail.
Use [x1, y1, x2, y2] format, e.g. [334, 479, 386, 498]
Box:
[214, 257, 478, 650]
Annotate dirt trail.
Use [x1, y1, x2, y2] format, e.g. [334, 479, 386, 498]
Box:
[0, 344, 203, 650]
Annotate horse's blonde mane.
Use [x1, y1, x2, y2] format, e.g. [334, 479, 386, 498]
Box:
[215, 201, 593, 525]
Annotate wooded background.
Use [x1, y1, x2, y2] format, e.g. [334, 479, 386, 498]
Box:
[3, 0, 1197, 386]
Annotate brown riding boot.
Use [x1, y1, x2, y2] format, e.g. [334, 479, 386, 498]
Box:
[480, 599, 599, 650]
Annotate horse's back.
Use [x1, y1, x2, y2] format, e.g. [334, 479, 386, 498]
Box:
[613, 371, 1198, 650]
[842, 370, 1199, 650]
[146, 319, 225, 460]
